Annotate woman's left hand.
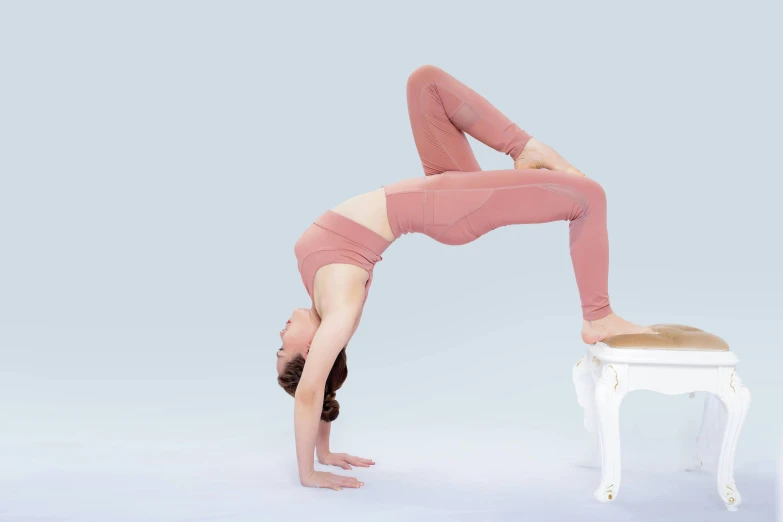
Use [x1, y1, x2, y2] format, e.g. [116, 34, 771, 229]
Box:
[318, 452, 375, 470]
[513, 137, 586, 177]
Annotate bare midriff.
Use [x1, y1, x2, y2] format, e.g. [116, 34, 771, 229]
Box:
[329, 188, 396, 243]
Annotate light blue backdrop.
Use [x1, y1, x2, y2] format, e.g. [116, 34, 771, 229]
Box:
[0, 1, 780, 521]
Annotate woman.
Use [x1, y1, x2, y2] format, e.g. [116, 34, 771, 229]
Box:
[276, 64, 657, 491]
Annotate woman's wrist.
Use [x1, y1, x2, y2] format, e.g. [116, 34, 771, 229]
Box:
[298, 469, 315, 486]
[316, 450, 332, 463]
[299, 466, 315, 482]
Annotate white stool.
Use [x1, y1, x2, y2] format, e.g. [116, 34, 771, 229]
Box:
[572, 324, 751, 511]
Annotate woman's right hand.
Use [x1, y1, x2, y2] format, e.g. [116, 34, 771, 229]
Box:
[300, 470, 364, 491]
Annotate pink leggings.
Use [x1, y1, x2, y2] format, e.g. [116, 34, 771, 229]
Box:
[384, 65, 613, 321]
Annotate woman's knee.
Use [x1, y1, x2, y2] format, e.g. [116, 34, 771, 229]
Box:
[579, 177, 607, 207]
[407, 64, 444, 89]
[561, 176, 606, 216]
[581, 177, 606, 213]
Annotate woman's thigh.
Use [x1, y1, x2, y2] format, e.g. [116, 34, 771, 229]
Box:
[406, 66, 482, 175]
[406, 65, 532, 177]
[423, 169, 601, 245]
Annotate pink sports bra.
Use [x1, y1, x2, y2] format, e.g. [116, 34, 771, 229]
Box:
[294, 210, 392, 308]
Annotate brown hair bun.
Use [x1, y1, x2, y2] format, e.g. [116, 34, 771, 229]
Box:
[321, 391, 340, 422]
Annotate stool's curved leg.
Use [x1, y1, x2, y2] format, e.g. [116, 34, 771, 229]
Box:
[573, 347, 600, 467]
[687, 392, 724, 472]
[593, 362, 629, 502]
[573, 348, 598, 431]
[715, 367, 751, 511]
[686, 394, 710, 472]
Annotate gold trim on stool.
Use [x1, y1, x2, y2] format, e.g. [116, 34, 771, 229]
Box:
[607, 365, 619, 391]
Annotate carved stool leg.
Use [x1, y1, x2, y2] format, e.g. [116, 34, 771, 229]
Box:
[715, 367, 751, 511]
[573, 348, 600, 467]
[593, 362, 628, 502]
[688, 392, 725, 472]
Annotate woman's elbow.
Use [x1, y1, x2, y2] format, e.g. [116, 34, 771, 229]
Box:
[294, 386, 319, 405]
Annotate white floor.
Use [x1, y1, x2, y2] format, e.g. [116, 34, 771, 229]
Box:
[0, 441, 777, 522]
[2, 318, 780, 521]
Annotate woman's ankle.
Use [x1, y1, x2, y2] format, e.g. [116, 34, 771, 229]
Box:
[585, 310, 616, 325]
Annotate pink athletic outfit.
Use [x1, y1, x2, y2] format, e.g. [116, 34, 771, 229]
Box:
[295, 65, 613, 321]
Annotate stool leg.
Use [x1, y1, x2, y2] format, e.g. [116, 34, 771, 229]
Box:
[715, 367, 751, 511]
[593, 362, 628, 502]
[573, 347, 600, 468]
[687, 393, 725, 472]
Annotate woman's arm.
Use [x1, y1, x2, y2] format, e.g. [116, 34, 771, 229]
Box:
[348, 306, 363, 339]
[315, 420, 332, 461]
[294, 303, 363, 489]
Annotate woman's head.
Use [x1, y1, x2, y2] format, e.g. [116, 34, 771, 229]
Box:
[276, 307, 320, 373]
[277, 345, 348, 422]
[276, 307, 348, 422]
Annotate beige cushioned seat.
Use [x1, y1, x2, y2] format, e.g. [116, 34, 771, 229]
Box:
[601, 323, 729, 351]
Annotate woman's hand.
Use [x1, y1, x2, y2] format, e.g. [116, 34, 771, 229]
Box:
[318, 451, 376, 470]
[300, 470, 364, 491]
[513, 137, 585, 176]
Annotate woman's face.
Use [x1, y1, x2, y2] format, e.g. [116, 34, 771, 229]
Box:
[276, 307, 319, 375]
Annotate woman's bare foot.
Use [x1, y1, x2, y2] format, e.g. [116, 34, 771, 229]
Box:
[581, 312, 657, 344]
[514, 137, 585, 176]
